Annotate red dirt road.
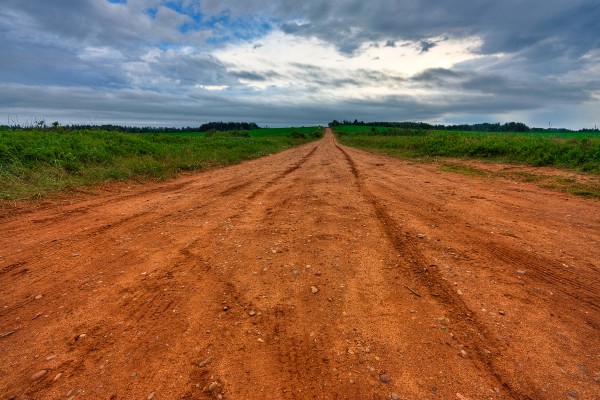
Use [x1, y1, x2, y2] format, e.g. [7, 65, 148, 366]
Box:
[1, 130, 599, 399]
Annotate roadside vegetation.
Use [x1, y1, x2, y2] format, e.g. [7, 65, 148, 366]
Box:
[334, 124, 600, 198]
[0, 126, 323, 201]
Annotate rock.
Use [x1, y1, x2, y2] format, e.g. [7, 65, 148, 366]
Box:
[147, 392, 155, 400]
[292, 269, 299, 276]
[391, 394, 400, 400]
[46, 355, 56, 361]
[311, 286, 319, 294]
[30, 369, 48, 381]
[456, 289, 463, 296]
[198, 357, 211, 367]
[79, 333, 87, 339]
[566, 390, 577, 398]
[34, 295, 43, 300]
[379, 374, 391, 383]
[223, 306, 229, 311]
[207, 381, 219, 392]
[249, 311, 256, 316]
[53, 373, 62, 381]
[498, 310, 505, 315]
[460, 349, 467, 358]
[66, 389, 74, 397]
[417, 234, 425, 239]
[516, 269, 526, 275]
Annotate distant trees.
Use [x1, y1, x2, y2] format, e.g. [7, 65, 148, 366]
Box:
[329, 120, 533, 132]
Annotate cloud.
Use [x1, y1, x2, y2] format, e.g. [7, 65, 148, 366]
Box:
[0, 0, 599, 129]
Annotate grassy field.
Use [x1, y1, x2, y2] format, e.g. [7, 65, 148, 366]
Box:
[152, 126, 323, 138]
[0, 127, 322, 201]
[336, 126, 600, 173]
[336, 125, 600, 198]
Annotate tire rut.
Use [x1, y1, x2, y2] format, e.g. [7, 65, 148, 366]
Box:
[334, 141, 530, 400]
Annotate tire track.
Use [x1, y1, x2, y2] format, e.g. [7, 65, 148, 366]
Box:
[366, 174, 600, 314]
[247, 141, 321, 200]
[334, 141, 530, 400]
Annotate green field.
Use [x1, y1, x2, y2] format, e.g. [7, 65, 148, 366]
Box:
[0, 127, 322, 201]
[336, 125, 600, 173]
[149, 126, 322, 138]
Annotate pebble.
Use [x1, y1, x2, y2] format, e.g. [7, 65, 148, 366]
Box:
[460, 349, 467, 358]
[147, 392, 155, 400]
[249, 311, 256, 316]
[292, 269, 299, 276]
[391, 394, 400, 400]
[207, 381, 219, 391]
[417, 234, 425, 239]
[311, 286, 319, 294]
[379, 374, 391, 383]
[498, 310, 505, 315]
[46, 355, 56, 361]
[67, 389, 74, 397]
[53, 373, 62, 381]
[223, 306, 229, 311]
[516, 269, 526, 275]
[30, 369, 47, 381]
[34, 295, 43, 300]
[79, 333, 87, 339]
[456, 289, 463, 296]
[566, 390, 577, 398]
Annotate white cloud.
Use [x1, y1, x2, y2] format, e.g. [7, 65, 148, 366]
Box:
[214, 30, 483, 99]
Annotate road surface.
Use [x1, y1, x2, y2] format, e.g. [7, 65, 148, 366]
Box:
[1, 129, 599, 399]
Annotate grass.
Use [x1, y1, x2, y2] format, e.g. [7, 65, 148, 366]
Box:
[336, 126, 600, 173]
[0, 127, 323, 201]
[336, 125, 600, 199]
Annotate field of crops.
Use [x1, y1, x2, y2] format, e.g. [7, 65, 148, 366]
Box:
[0, 127, 322, 200]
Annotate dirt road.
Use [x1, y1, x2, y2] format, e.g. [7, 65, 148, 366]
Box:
[1, 129, 599, 399]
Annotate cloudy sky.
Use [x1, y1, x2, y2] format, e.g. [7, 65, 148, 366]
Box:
[1, 0, 599, 128]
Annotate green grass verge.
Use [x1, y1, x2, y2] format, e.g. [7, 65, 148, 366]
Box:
[336, 126, 600, 173]
[0, 127, 322, 201]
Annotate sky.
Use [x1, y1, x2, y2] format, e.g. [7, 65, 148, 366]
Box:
[1, 0, 599, 128]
